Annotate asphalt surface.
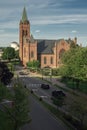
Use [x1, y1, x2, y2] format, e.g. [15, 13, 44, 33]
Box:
[22, 95, 69, 130]
[14, 66, 69, 130]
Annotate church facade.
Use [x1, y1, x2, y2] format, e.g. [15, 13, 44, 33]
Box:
[19, 7, 77, 68]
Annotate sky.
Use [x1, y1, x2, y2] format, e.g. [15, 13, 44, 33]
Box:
[0, 0, 87, 47]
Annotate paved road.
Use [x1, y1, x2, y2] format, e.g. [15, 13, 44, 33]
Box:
[22, 95, 69, 130]
[14, 66, 70, 130]
[19, 76, 60, 105]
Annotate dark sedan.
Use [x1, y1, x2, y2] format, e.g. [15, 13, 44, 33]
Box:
[52, 90, 66, 98]
[41, 84, 50, 89]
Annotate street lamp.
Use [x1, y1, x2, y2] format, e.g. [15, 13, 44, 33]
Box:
[41, 69, 43, 80]
[49, 68, 52, 81]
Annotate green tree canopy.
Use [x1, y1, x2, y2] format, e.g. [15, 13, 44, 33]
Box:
[0, 82, 12, 101]
[2, 47, 15, 60]
[27, 60, 40, 69]
[12, 82, 31, 130]
[69, 101, 87, 127]
[0, 62, 14, 85]
[59, 47, 87, 81]
[0, 81, 31, 130]
[15, 50, 19, 59]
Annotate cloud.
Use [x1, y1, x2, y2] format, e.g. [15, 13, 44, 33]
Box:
[0, 21, 19, 29]
[35, 30, 40, 33]
[0, 32, 18, 47]
[30, 14, 87, 25]
[0, 0, 87, 47]
[71, 30, 77, 33]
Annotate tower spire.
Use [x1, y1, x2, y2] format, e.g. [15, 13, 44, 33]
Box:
[21, 7, 28, 23]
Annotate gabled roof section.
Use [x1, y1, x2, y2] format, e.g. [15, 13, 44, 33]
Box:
[37, 38, 72, 55]
[37, 40, 56, 54]
[21, 7, 28, 23]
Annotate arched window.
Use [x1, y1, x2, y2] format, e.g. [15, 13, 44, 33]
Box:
[44, 57, 47, 64]
[22, 30, 24, 35]
[26, 30, 27, 35]
[59, 49, 65, 59]
[24, 48, 26, 57]
[50, 57, 53, 64]
[22, 30, 27, 36]
[31, 51, 34, 58]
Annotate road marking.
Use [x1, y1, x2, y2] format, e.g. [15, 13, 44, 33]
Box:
[28, 84, 41, 87]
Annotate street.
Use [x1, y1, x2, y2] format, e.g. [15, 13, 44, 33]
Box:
[22, 95, 69, 130]
[14, 66, 69, 130]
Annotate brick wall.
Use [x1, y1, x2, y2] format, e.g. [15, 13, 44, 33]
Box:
[40, 40, 70, 68]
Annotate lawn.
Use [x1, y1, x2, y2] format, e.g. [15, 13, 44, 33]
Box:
[63, 80, 87, 93]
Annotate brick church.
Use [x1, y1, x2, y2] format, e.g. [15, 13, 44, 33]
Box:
[19, 7, 77, 68]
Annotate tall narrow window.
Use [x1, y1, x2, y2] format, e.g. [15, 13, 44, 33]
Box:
[22, 30, 24, 35]
[31, 51, 34, 58]
[24, 48, 26, 57]
[44, 57, 47, 64]
[50, 57, 53, 64]
[26, 30, 27, 35]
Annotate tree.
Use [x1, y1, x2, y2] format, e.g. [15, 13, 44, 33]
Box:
[69, 101, 87, 128]
[0, 81, 31, 130]
[15, 50, 19, 59]
[0, 82, 12, 102]
[0, 62, 14, 85]
[59, 47, 87, 88]
[0, 82, 14, 130]
[12, 82, 31, 130]
[2, 47, 15, 61]
[27, 60, 40, 69]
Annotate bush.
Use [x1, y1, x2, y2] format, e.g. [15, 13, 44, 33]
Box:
[52, 96, 64, 107]
[63, 114, 82, 129]
[52, 69, 60, 76]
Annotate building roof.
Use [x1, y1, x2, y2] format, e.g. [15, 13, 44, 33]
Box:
[37, 40, 56, 54]
[37, 39, 73, 54]
[21, 7, 28, 23]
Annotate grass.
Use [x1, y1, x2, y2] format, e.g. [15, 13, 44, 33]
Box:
[64, 80, 87, 93]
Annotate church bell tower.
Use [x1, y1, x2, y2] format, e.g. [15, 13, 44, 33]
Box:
[19, 7, 30, 62]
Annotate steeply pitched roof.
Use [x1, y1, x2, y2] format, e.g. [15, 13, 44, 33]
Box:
[21, 7, 28, 23]
[37, 40, 56, 54]
[37, 39, 72, 54]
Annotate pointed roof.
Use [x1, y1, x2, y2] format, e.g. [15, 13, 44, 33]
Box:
[21, 7, 28, 23]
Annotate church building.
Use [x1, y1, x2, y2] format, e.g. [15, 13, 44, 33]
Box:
[19, 7, 77, 68]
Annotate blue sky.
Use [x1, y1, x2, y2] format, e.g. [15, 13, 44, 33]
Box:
[0, 0, 87, 47]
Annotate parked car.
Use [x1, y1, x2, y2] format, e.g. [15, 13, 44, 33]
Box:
[41, 84, 50, 89]
[52, 90, 66, 98]
[19, 71, 28, 75]
[19, 71, 25, 75]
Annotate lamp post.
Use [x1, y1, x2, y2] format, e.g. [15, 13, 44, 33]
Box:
[41, 69, 43, 80]
[49, 68, 52, 81]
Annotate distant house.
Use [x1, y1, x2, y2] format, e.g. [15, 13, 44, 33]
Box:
[10, 42, 19, 51]
[19, 7, 77, 68]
